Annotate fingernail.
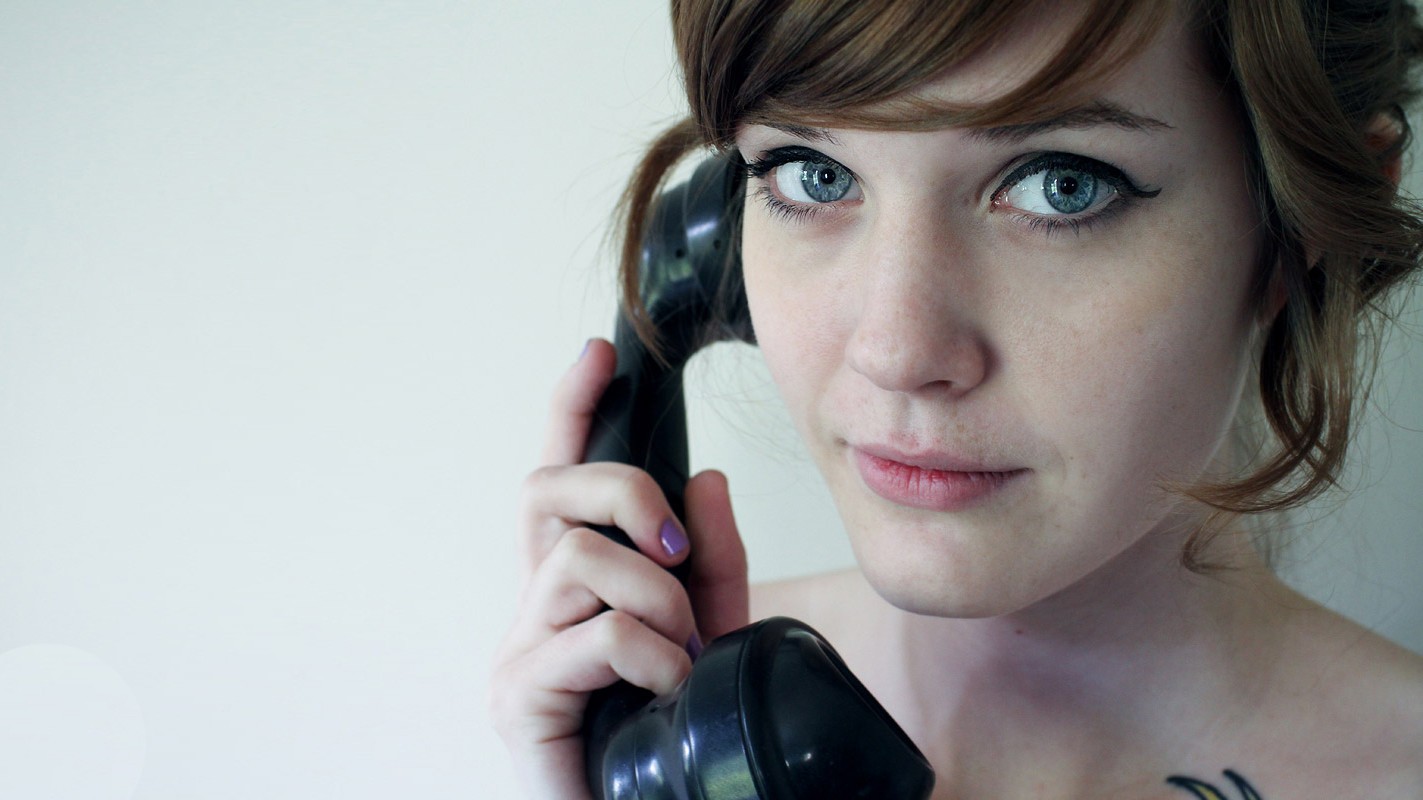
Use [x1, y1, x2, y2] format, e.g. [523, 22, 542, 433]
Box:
[686, 632, 704, 661]
[576, 339, 592, 362]
[659, 519, 688, 557]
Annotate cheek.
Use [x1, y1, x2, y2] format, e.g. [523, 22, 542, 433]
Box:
[1018, 229, 1259, 506]
[739, 212, 845, 424]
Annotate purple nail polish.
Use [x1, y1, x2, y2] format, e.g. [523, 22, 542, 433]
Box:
[686, 632, 704, 661]
[659, 519, 688, 557]
[577, 339, 592, 362]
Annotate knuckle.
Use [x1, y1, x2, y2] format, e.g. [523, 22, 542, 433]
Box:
[644, 574, 693, 631]
[518, 464, 559, 506]
[486, 661, 526, 730]
[556, 526, 606, 565]
[593, 608, 641, 649]
[614, 467, 663, 514]
[531, 533, 601, 616]
[550, 586, 603, 631]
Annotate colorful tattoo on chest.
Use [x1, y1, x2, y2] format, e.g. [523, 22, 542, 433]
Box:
[1166, 769, 1263, 799]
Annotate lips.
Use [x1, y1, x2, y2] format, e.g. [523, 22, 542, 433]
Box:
[851, 444, 1027, 511]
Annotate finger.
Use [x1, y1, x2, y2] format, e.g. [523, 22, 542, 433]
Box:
[490, 610, 692, 756]
[540, 610, 692, 696]
[683, 469, 750, 642]
[540, 337, 616, 467]
[507, 527, 697, 658]
[519, 462, 690, 573]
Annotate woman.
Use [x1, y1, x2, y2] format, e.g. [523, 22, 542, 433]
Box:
[493, 0, 1423, 796]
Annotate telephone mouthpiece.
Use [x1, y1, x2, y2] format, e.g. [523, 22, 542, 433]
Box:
[585, 617, 936, 799]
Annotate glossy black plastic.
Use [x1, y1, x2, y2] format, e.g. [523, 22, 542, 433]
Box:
[580, 155, 935, 799]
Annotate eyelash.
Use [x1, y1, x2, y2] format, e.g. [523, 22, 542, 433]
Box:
[993, 152, 1160, 237]
[741, 147, 1160, 236]
[742, 146, 844, 224]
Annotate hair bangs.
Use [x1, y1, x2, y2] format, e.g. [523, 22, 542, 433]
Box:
[680, 0, 1172, 143]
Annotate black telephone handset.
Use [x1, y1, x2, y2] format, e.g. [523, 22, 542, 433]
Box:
[580, 155, 936, 799]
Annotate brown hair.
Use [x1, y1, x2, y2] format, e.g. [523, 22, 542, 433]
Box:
[1179, 0, 1423, 568]
[615, 0, 1423, 571]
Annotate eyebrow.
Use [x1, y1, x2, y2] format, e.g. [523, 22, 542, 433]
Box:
[763, 122, 844, 147]
[964, 101, 1174, 144]
[761, 101, 1171, 147]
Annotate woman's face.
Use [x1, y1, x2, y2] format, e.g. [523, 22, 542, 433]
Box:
[734, 9, 1264, 617]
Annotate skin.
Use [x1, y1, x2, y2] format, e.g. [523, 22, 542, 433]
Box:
[492, 340, 748, 799]
[738, 18, 1260, 624]
[738, 6, 1423, 799]
[493, 5, 1423, 799]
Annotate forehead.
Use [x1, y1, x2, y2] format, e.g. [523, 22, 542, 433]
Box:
[956, 6, 1201, 97]
[924, 2, 1104, 107]
[738, 12, 1221, 155]
[906, 12, 1211, 148]
[914, 4, 1206, 119]
[728, 1, 1200, 141]
[735, 7, 1241, 185]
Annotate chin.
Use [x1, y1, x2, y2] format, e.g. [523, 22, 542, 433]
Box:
[847, 527, 1059, 620]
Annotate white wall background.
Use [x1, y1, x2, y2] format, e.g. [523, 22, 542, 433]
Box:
[0, 3, 1419, 797]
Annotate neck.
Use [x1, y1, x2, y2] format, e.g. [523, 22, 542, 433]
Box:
[870, 512, 1294, 783]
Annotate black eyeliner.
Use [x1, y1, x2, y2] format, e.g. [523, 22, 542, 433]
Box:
[988, 151, 1161, 238]
[742, 146, 852, 179]
[742, 146, 860, 224]
[996, 152, 1160, 200]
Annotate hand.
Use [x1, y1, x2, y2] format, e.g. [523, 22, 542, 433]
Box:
[490, 338, 749, 799]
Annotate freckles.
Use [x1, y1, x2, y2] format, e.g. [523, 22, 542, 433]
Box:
[1013, 291, 1137, 418]
[745, 270, 842, 429]
[1012, 271, 1216, 482]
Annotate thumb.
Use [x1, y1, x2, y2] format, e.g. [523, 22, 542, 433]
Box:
[682, 469, 749, 643]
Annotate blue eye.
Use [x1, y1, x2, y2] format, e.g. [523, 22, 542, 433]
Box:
[994, 153, 1158, 231]
[1041, 168, 1100, 214]
[1001, 164, 1114, 216]
[743, 146, 862, 221]
[777, 160, 855, 203]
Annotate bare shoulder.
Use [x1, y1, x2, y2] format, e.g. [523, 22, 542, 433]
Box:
[1250, 591, 1423, 794]
[1323, 632, 1423, 794]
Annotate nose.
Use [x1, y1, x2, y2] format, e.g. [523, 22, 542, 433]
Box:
[844, 215, 989, 397]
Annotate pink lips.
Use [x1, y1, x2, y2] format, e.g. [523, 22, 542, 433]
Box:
[852, 446, 1026, 511]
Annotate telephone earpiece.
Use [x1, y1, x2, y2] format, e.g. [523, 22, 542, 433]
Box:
[581, 154, 935, 799]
